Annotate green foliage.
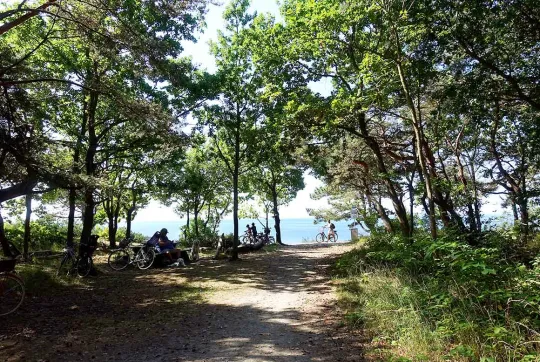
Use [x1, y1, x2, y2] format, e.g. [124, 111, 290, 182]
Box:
[178, 222, 219, 248]
[4, 216, 79, 251]
[335, 231, 540, 361]
[95, 227, 146, 245]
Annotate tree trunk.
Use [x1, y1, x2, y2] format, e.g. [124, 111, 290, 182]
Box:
[68, 66, 89, 248]
[271, 186, 283, 245]
[108, 216, 117, 248]
[194, 208, 200, 237]
[67, 187, 77, 248]
[231, 128, 240, 260]
[0, 180, 37, 203]
[357, 114, 410, 237]
[185, 209, 190, 241]
[0, 208, 12, 257]
[79, 79, 99, 246]
[23, 193, 31, 260]
[126, 205, 135, 240]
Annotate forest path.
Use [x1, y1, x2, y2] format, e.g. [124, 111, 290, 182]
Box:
[2, 243, 365, 362]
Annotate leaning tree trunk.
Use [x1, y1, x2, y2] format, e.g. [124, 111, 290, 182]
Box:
[23, 193, 31, 260]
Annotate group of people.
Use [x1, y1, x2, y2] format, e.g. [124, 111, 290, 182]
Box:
[245, 222, 259, 242]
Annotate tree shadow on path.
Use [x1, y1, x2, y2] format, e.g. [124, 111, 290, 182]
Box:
[1, 243, 366, 362]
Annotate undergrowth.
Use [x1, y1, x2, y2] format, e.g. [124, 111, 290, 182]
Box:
[334, 231, 540, 361]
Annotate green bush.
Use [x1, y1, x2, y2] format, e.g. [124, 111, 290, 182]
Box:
[178, 222, 220, 248]
[4, 215, 81, 251]
[335, 230, 540, 361]
[95, 226, 147, 245]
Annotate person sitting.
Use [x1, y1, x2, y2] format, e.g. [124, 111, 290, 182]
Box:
[157, 228, 184, 266]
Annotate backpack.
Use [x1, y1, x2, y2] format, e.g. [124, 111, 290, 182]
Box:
[146, 231, 160, 246]
[330, 223, 335, 229]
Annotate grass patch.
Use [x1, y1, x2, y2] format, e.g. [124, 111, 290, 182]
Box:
[261, 244, 280, 253]
[169, 285, 208, 306]
[15, 257, 90, 296]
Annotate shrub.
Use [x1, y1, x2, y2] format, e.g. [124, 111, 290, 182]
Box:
[4, 216, 81, 251]
[335, 230, 540, 361]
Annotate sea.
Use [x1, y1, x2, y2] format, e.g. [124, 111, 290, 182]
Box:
[124, 218, 366, 244]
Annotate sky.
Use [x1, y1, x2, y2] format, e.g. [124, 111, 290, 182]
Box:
[138, 0, 330, 221]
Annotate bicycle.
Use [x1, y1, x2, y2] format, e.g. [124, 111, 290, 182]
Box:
[241, 231, 254, 245]
[315, 228, 338, 243]
[57, 243, 93, 277]
[0, 259, 25, 316]
[107, 238, 156, 271]
[256, 229, 276, 245]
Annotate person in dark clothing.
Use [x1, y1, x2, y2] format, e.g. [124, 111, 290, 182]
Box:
[250, 223, 258, 242]
[158, 228, 184, 266]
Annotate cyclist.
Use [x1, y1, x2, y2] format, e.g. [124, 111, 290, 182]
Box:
[157, 228, 184, 266]
[325, 220, 336, 239]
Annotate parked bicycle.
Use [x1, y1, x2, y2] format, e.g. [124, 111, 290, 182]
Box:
[107, 238, 156, 271]
[316, 228, 338, 243]
[57, 235, 98, 277]
[256, 228, 276, 245]
[0, 259, 25, 316]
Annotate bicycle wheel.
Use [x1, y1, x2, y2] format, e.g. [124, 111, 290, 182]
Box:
[108, 249, 130, 271]
[315, 233, 324, 243]
[268, 236, 276, 244]
[76, 256, 92, 277]
[57, 254, 72, 276]
[0, 273, 25, 316]
[136, 248, 155, 270]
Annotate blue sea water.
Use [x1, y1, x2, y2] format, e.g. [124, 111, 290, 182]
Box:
[125, 218, 366, 244]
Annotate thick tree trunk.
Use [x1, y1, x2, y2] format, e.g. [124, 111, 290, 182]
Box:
[80, 189, 95, 247]
[107, 215, 117, 248]
[0, 208, 12, 257]
[0, 180, 37, 203]
[68, 71, 89, 248]
[79, 80, 98, 246]
[23, 194, 31, 260]
[126, 205, 135, 240]
[67, 187, 77, 248]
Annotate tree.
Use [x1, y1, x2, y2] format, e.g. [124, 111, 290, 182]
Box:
[198, 0, 262, 260]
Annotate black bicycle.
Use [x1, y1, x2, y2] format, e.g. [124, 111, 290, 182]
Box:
[57, 244, 93, 277]
[57, 236, 98, 277]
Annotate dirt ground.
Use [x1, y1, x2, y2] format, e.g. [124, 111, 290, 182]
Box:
[1, 243, 366, 362]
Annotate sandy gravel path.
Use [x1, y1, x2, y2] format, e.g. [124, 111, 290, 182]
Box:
[2, 243, 364, 362]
